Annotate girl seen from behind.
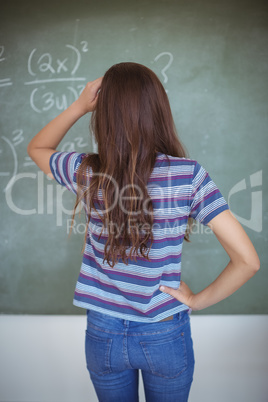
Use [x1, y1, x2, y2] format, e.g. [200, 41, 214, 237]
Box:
[28, 62, 260, 402]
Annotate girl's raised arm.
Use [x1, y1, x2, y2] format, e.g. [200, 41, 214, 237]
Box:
[27, 78, 102, 176]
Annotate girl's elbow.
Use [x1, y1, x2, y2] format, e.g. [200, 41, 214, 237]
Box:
[246, 254, 260, 274]
[252, 255, 260, 273]
[241, 245, 260, 274]
[235, 253, 260, 276]
[27, 142, 35, 159]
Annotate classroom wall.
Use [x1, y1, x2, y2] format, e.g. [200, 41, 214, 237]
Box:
[1, 315, 267, 402]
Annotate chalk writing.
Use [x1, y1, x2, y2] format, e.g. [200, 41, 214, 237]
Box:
[0, 78, 12, 88]
[25, 43, 88, 113]
[23, 156, 36, 168]
[80, 41, 89, 53]
[154, 52, 173, 92]
[12, 129, 24, 147]
[0, 45, 5, 62]
[29, 85, 85, 113]
[27, 43, 88, 78]
[0, 135, 18, 192]
[61, 137, 88, 152]
[0, 46, 13, 87]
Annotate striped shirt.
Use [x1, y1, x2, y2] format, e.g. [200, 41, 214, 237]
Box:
[50, 151, 229, 322]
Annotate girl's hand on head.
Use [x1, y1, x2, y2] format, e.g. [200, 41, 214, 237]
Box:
[76, 77, 103, 115]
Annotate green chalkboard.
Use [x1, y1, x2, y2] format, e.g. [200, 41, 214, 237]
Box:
[1, 0, 267, 314]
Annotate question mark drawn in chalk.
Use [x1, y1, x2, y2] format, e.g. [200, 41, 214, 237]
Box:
[154, 52, 174, 86]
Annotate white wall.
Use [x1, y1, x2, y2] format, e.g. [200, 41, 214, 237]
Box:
[0, 315, 267, 402]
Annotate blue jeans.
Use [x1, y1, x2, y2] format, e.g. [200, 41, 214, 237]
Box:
[85, 309, 195, 402]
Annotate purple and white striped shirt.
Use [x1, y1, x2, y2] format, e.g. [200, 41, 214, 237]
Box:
[50, 151, 229, 322]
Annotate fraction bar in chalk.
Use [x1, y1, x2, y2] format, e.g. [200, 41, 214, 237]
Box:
[24, 77, 86, 85]
[0, 78, 13, 87]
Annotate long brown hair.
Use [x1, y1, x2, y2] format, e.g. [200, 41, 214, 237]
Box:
[73, 62, 191, 267]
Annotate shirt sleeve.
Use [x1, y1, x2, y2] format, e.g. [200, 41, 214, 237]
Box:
[189, 161, 229, 225]
[49, 151, 86, 195]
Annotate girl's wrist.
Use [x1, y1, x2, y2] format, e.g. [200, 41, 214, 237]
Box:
[189, 296, 197, 311]
[70, 99, 88, 119]
[189, 294, 202, 311]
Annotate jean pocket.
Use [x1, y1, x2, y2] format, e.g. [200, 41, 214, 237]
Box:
[85, 330, 113, 375]
[140, 331, 187, 379]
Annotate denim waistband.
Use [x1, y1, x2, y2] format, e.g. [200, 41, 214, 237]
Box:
[86, 309, 190, 337]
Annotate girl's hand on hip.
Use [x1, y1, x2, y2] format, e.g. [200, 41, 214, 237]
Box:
[76, 77, 103, 114]
[159, 281, 198, 311]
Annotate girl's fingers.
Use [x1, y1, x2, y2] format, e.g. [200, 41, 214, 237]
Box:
[159, 281, 195, 307]
[159, 285, 179, 298]
[77, 77, 103, 113]
[91, 77, 103, 97]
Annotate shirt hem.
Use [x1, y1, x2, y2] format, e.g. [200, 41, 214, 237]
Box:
[202, 204, 229, 225]
[73, 299, 191, 322]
